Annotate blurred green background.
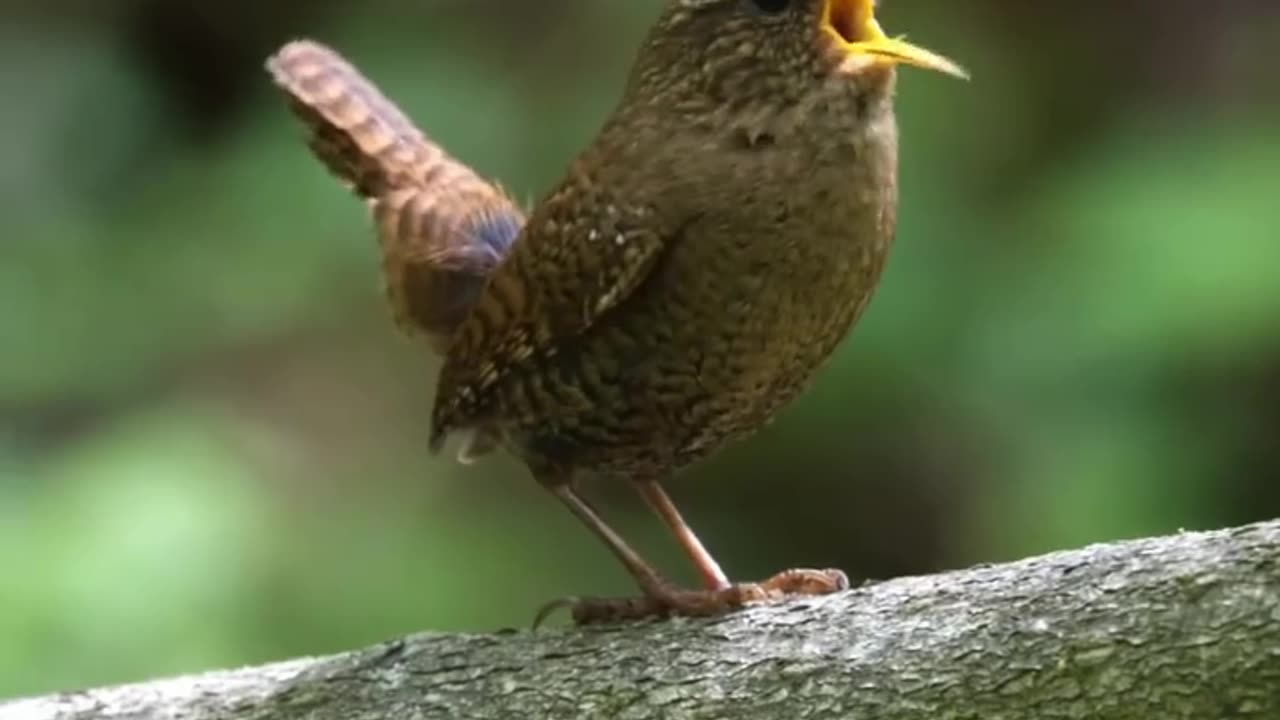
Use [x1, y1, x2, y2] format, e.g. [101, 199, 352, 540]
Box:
[3, 0, 1279, 700]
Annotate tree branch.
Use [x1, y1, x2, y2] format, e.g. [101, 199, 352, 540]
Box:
[5, 521, 1280, 719]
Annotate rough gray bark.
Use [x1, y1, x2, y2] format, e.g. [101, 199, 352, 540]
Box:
[5, 521, 1279, 720]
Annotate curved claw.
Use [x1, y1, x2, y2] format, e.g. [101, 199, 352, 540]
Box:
[531, 596, 581, 630]
[532, 594, 669, 627]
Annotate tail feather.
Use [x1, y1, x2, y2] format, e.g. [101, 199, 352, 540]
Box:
[267, 39, 526, 354]
[375, 188, 524, 352]
[267, 39, 431, 198]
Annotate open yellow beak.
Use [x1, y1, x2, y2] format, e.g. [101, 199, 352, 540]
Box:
[823, 0, 968, 79]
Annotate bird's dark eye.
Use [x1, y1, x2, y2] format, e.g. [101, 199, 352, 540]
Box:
[749, 0, 791, 14]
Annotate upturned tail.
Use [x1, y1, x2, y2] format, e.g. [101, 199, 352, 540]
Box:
[267, 39, 525, 353]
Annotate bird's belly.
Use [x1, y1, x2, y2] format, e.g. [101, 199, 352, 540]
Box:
[513, 223, 890, 479]
[659, 237, 887, 465]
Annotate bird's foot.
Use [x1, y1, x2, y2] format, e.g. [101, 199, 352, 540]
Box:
[534, 567, 849, 627]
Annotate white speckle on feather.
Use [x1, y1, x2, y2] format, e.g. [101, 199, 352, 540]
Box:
[596, 287, 622, 313]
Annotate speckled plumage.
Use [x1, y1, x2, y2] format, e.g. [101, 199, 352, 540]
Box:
[270, 0, 962, 623]
[431, 1, 900, 482]
[267, 40, 525, 355]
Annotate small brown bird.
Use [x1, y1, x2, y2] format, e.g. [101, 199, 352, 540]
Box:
[268, 0, 965, 624]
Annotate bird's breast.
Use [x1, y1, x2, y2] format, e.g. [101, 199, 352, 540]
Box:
[532, 155, 896, 475]
[671, 168, 893, 439]
[505, 112, 901, 477]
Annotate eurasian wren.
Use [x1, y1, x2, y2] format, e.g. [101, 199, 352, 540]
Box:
[268, 0, 965, 624]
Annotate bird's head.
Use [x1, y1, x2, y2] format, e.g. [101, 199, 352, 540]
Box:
[626, 0, 966, 121]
